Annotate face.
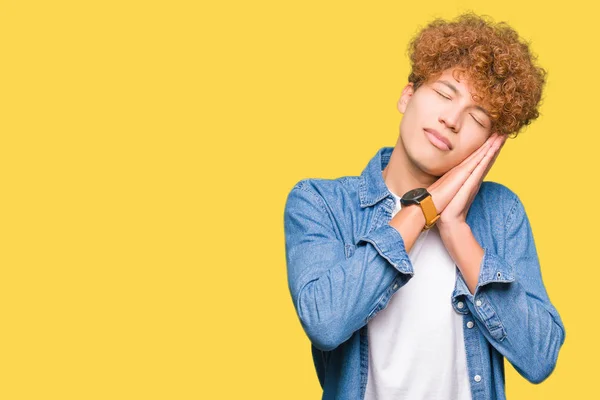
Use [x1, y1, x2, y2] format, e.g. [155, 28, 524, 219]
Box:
[397, 68, 496, 177]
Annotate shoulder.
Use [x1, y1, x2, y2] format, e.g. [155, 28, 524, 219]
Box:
[478, 181, 527, 226]
[284, 176, 360, 214]
[479, 181, 518, 204]
[287, 176, 359, 200]
[290, 176, 359, 192]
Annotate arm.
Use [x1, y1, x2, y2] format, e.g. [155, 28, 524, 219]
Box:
[438, 222, 483, 296]
[443, 194, 566, 384]
[283, 180, 424, 351]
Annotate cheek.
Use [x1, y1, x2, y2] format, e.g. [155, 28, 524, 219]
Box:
[450, 150, 474, 169]
[399, 113, 417, 143]
[399, 101, 429, 138]
[457, 135, 489, 160]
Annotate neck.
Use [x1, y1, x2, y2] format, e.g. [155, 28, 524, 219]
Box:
[382, 135, 439, 197]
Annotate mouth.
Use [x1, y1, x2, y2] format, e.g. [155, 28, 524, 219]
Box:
[424, 128, 452, 151]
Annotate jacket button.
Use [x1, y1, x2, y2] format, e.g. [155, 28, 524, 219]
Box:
[457, 301, 464, 309]
[393, 283, 398, 290]
[474, 375, 482, 382]
[475, 299, 482, 307]
[467, 321, 474, 329]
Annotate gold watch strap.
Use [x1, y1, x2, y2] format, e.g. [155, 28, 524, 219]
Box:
[419, 195, 440, 231]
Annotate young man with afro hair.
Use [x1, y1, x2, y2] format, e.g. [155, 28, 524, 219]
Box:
[283, 12, 566, 400]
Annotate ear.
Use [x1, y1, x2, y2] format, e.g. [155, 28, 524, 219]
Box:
[397, 82, 415, 114]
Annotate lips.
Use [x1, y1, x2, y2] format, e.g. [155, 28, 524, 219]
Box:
[424, 128, 453, 151]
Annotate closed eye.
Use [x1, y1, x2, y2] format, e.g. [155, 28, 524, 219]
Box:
[435, 89, 486, 127]
[471, 114, 484, 127]
[434, 90, 451, 100]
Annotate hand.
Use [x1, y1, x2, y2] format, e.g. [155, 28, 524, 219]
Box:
[428, 133, 507, 230]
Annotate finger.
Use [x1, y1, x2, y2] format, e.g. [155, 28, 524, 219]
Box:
[457, 133, 498, 168]
[429, 133, 500, 206]
[457, 132, 505, 178]
[463, 137, 496, 175]
[433, 133, 497, 192]
[481, 135, 506, 179]
[452, 142, 498, 206]
[437, 135, 495, 191]
[468, 138, 501, 185]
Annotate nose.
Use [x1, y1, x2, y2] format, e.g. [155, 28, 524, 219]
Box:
[439, 107, 461, 133]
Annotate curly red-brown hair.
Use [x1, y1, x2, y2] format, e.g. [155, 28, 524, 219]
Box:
[407, 12, 546, 137]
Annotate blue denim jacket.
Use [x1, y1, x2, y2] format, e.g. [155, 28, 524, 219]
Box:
[283, 146, 566, 400]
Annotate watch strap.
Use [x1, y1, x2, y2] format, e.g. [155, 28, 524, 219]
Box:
[419, 195, 440, 231]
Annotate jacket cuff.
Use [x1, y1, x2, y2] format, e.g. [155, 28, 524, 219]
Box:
[453, 247, 516, 301]
[357, 223, 413, 275]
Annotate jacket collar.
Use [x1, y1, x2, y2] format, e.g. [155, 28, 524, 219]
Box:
[359, 146, 395, 208]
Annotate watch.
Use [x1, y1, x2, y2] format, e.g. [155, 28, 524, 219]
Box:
[400, 188, 440, 231]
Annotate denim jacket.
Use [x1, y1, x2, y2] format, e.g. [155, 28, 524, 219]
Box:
[283, 146, 566, 400]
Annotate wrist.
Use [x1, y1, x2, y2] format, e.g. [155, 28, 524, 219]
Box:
[438, 220, 470, 239]
[390, 202, 427, 232]
[388, 202, 428, 254]
[427, 187, 444, 215]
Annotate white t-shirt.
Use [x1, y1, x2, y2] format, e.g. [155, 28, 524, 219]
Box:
[364, 192, 472, 400]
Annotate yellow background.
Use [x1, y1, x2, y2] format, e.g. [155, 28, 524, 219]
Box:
[0, 0, 594, 398]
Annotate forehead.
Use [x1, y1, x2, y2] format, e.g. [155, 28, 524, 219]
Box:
[428, 68, 490, 115]
[431, 69, 478, 95]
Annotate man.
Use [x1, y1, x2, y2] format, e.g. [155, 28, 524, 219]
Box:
[283, 12, 566, 400]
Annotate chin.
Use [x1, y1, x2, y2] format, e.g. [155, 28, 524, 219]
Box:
[421, 164, 448, 178]
[410, 151, 451, 177]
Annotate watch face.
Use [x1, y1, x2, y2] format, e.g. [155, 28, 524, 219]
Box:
[400, 187, 430, 206]
[403, 188, 428, 201]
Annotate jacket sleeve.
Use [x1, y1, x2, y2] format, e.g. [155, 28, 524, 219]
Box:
[283, 180, 414, 351]
[463, 193, 566, 384]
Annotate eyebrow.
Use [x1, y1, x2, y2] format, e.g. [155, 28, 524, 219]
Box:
[437, 80, 491, 118]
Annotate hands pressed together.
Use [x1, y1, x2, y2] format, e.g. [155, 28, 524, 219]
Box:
[428, 133, 507, 233]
